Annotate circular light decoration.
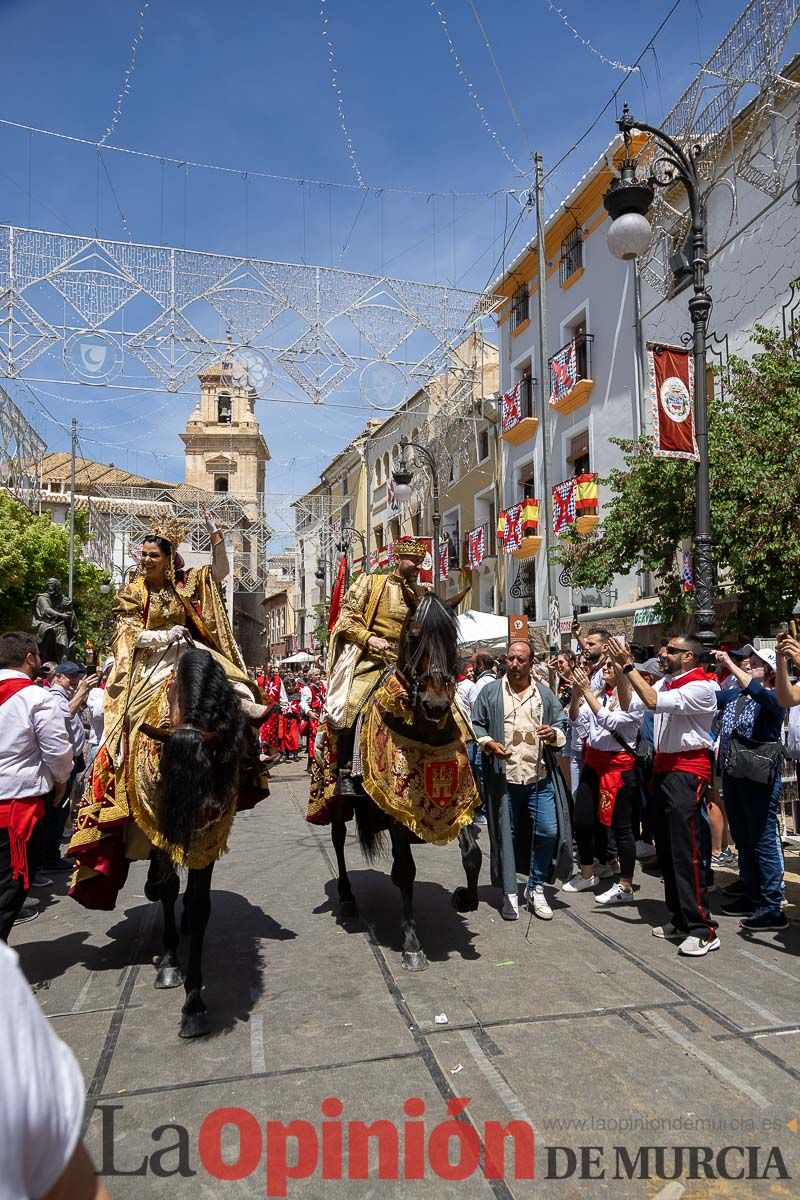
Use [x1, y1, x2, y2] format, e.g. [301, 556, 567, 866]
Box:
[65, 330, 123, 383]
[231, 347, 273, 394]
[360, 360, 407, 411]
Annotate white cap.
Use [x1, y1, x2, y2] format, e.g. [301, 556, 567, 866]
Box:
[752, 648, 777, 672]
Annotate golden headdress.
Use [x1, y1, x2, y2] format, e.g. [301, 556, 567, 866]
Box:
[394, 536, 428, 560]
[146, 514, 188, 550]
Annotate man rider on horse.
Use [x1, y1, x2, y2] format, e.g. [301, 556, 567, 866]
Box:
[307, 537, 428, 815]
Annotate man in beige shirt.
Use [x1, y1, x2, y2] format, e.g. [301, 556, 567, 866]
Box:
[472, 641, 571, 921]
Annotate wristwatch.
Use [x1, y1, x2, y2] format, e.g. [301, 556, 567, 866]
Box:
[622, 662, 635, 674]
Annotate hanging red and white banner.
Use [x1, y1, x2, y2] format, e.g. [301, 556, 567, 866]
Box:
[467, 526, 485, 568]
[648, 343, 698, 461]
[500, 381, 522, 432]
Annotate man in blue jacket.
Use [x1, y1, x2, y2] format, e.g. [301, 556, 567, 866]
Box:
[471, 640, 573, 921]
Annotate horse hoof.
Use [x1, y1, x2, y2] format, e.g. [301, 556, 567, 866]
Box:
[452, 887, 478, 913]
[401, 950, 429, 972]
[339, 899, 358, 918]
[179, 1009, 210, 1038]
[154, 964, 184, 989]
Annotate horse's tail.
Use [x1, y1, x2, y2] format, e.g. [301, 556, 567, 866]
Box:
[353, 795, 389, 863]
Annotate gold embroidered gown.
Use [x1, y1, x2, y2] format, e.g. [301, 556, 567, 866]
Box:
[68, 562, 256, 909]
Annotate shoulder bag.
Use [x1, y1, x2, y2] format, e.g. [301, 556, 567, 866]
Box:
[724, 694, 782, 786]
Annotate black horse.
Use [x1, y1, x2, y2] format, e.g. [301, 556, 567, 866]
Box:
[330, 594, 482, 971]
[142, 649, 264, 1037]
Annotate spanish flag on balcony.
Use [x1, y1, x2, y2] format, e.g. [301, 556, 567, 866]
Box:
[496, 511, 506, 543]
[574, 474, 598, 514]
[521, 499, 539, 535]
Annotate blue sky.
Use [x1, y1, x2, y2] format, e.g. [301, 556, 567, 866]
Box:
[0, 0, 777, 544]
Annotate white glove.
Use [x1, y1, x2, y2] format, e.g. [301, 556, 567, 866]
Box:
[167, 625, 187, 644]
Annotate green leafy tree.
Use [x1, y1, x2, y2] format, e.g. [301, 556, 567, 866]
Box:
[0, 493, 115, 655]
[552, 324, 800, 631]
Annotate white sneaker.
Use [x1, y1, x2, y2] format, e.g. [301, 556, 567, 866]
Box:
[501, 892, 519, 921]
[527, 885, 553, 920]
[595, 882, 636, 907]
[677, 934, 720, 957]
[562, 874, 597, 893]
[636, 840, 656, 860]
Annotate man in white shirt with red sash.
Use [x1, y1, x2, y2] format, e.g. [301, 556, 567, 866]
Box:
[609, 634, 719, 957]
[0, 632, 73, 940]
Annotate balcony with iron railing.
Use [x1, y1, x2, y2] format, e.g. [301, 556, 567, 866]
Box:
[548, 332, 595, 416]
[500, 374, 539, 446]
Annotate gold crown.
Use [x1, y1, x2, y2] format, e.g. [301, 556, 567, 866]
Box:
[394, 537, 428, 560]
[147, 514, 188, 549]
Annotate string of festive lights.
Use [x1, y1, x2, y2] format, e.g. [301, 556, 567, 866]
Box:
[428, 0, 528, 178]
[543, 1, 641, 74]
[98, 0, 154, 146]
[0, 115, 516, 200]
[319, 0, 365, 188]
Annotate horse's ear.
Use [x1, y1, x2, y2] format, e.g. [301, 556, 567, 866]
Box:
[446, 585, 470, 609]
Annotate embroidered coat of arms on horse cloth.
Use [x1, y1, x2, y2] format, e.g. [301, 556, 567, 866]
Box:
[360, 676, 478, 845]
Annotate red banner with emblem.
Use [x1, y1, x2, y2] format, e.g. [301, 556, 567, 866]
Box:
[648, 343, 698, 461]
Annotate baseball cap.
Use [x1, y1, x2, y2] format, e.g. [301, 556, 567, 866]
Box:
[639, 657, 664, 679]
[55, 661, 86, 677]
[751, 648, 777, 672]
[729, 644, 755, 659]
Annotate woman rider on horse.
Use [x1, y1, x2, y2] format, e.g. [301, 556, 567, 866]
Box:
[68, 505, 264, 909]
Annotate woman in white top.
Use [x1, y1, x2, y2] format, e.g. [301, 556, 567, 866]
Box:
[563, 657, 644, 906]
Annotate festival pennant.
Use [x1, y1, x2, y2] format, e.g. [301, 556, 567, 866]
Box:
[500, 381, 522, 432]
[550, 341, 577, 404]
[647, 343, 698, 461]
[467, 526, 485, 568]
[552, 478, 576, 534]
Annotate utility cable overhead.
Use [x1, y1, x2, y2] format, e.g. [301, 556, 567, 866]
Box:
[543, 0, 685, 185]
[429, 0, 528, 177]
[467, 0, 535, 166]
[0, 115, 517, 200]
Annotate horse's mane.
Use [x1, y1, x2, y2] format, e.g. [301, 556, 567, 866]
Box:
[157, 649, 247, 855]
[397, 592, 458, 686]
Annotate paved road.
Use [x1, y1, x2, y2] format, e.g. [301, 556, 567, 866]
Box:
[13, 761, 800, 1198]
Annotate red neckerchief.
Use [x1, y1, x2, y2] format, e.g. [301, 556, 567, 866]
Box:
[662, 666, 709, 691]
[0, 677, 35, 706]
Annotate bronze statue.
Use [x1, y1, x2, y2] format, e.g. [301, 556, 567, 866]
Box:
[32, 578, 78, 663]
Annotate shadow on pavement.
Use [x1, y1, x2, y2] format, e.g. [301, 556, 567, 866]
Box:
[319, 871, 480, 963]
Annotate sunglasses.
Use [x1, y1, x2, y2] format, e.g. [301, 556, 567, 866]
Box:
[511, 731, 537, 747]
[665, 645, 686, 654]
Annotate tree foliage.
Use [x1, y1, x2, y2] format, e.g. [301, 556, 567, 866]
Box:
[552, 325, 800, 631]
[0, 493, 115, 654]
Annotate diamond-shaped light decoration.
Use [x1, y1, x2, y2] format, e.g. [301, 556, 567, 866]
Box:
[277, 323, 355, 404]
[49, 242, 140, 327]
[207, 264, 287, 343]
[0, 289, 58, 375]
[347, 284, 419, 358]
[127, 307, 214, 391]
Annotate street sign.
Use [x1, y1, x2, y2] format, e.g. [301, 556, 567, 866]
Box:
[508, 614, 529, 643]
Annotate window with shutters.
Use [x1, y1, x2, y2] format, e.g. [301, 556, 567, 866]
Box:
[567, 429, 590, 477]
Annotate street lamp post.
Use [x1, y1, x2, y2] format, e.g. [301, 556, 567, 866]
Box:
[603, 104, 715, 648]
[391, 435, 442, 598]
[336, 524, 368, 572]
